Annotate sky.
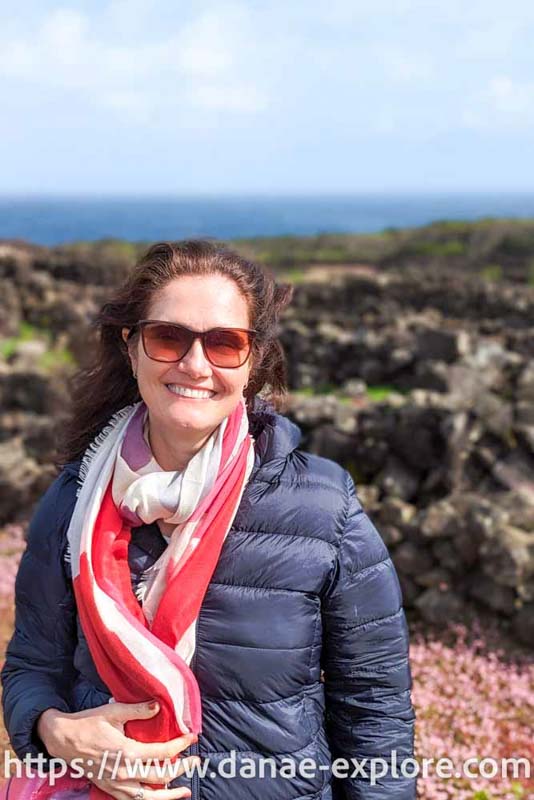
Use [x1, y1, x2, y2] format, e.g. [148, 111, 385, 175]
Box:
[1, 0, 534, 195]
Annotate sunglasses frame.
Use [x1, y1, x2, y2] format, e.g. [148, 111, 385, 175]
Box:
[126, 319, 258, 369]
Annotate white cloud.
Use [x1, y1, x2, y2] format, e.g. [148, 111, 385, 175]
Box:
[456, 22, 521, 60]
[0, 3, 270, 118]
[462, 75, 534, 130]
[177, 11, 235, 78]
[41, 8, 86, 51]
[1, 0, 533, 170]
[191, 83, 268, 112]
[376, 46, 434, 83]
[488, 76, 534, 115]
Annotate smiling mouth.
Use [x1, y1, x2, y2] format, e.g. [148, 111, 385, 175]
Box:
[165, 384, 217, 400]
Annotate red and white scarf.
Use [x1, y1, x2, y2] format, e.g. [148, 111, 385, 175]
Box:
[60, 397, 254, 799]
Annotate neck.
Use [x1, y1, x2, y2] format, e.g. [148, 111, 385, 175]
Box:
[146, 412, 218, 472]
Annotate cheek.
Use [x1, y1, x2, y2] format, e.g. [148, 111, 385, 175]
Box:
[215, 367, 248, 394]
[141, 364, 168, 389]
[223, 377, 244, 396]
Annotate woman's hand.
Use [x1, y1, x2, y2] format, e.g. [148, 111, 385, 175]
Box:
[36, 701, 199, 799]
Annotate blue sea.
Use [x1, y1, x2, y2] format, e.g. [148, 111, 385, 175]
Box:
[1, 193, 534, 245]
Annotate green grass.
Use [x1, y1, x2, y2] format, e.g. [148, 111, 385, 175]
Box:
[279, 269, 308, 284]
[480, 264, 503, 282]
[295, 383, 337, 395]
[291, 384, 405, 404]
[37, 219, 534, 285]
[63, 238, 142, 261]
[469, 787, 525, 800]
[0, 321, 44, 359]
[38, 348, 76, 369]
[291, 386, 353, 405]
[366, 384, 397, 401]
[498, 231, 534, 257]
[406, 239, 467, 258]
[0, 321, 75, 372]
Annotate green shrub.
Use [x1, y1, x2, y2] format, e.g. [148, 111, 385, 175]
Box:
[343, 459, 366, 486]
[38, 348, 76, 370]
[499, 231, 534, 257]
[294, 383, 338, 396]
[480, 264, 503, 282]
[0, 321, 75, 372]
[409, 239, 466, 257]
[279, 269, 307, 284]
[366, 385, 396, 401]
[0, 322, 45, 359]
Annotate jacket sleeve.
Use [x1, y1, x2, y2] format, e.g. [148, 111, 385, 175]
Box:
[1, 470, 79, 769]
[321, 470, 417, 800]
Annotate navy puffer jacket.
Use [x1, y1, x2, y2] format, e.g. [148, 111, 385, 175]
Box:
[1, 398, 416, 799]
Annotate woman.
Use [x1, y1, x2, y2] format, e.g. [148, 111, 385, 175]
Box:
[1, 240, 416, 800]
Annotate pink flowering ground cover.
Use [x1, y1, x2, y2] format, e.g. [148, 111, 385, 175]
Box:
[0, 524, 25, 758]
[0, 524, 25, 600]
[410, 617, 533, 799]
[0, 524, 532, 798]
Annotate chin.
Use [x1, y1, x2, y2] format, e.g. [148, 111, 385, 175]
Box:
[167, 404, 221, 426]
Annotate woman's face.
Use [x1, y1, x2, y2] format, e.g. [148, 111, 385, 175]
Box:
[121, 274, 254, 440]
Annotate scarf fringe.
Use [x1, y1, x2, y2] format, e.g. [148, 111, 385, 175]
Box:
[64, 403, 140, 567]
[76, 403, 140, 498]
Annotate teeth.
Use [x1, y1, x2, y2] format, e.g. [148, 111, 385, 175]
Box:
[167, 384, 215, 399]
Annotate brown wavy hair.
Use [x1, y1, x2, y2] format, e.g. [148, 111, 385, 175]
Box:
[55, 239, 294, 467]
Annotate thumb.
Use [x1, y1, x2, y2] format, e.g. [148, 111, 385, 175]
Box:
[108, 701, 160, 723]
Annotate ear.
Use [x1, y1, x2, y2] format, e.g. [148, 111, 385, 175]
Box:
[244, 355, 255, 391]
[122, 328, 138, 375]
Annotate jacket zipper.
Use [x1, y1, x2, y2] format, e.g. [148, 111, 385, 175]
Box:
[189, 643, 200, 800]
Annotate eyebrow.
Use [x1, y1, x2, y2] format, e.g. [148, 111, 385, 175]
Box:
[149, 319, 247, 330]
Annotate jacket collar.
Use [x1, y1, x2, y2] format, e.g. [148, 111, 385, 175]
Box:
[248, 395, 302, 481]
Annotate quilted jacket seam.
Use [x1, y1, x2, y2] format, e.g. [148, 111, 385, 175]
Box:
[208, 580, 323, 596]
[203, 640, 311, 651]
[342, 469, 353, 535]
[201, 684, 317, 705]
[229, 529, 338, 550]
[344, 654, 410, 676]
[307, 607, 321, 678]
[201, 717, 324, 757]
[319, 470, 354, 599]
[344, 554, 391, 585]
[257, 478, 346, 495]
[334, 602, 403, 632]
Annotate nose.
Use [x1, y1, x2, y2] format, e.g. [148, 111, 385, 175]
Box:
[176, 336, 212, 377]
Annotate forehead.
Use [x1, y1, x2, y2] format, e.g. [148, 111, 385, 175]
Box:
[147, 274, 250, 328]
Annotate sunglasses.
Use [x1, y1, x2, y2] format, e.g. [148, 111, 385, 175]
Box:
[126, 319, 257, 369]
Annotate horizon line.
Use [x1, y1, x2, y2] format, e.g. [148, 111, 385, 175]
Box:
[2, 189, 534, 200]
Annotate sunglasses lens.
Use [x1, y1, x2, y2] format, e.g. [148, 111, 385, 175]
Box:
[141, 324, 252, 367]
[143, 324, 191, 361]
[205, 329, 252, 367]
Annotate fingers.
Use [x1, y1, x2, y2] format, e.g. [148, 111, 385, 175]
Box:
[122, 732, 198, 762]
[109, 701, 161, 723]
[137, 756, 200, 785]
[97, 782, 192, 800]
[135, 786, 192, 800]
[110, 756, 200, 785]
[92, 780, 191, 800]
